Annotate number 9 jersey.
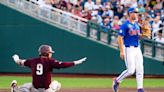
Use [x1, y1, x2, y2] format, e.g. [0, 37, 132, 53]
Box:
[24, 57, 75, 89]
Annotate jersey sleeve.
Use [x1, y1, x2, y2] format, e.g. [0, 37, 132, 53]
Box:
[119, 23, 127, 37]
[50, 59, 75, 69]
[24, 59, 32, 68]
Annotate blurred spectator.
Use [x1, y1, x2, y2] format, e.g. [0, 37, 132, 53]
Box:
[148, 9, 156, 18]
[138, 2, 145, 14]
[102, 5, 113, 18]
[141, 19, 151, 39]
[112, 21, 120, 30]
[91, 12, 102, 24]
[72, 5, 82, 17]
[82, 8, 92, 20]
[152, 16, 163, 38]
[144, 3, 151, 12]
[97, 6, 104, 16]
[101, 0, 110, 5]
[138, 14, 143, 26]
[148, 0, 156, 9]
[114, 5, 124, 19]
[143, 12, 152, 23]
[138, 0, 146, 5]
[111, 15, 121, 30]
[37, 0, 54, 9]
[131, 0, 138, 8]
[155, 30, 164, 44]
[76, 0, 83, 6]
[66, 2, 73, 12]
[91, 16, 98, 23]
[111, 0, 117, 9]
[120, 0, 131, 8]
[100, 17, 112, 32]
[27, 0, 164, 41]
[153, 0, 163, 10]
[84, 0, 95, 10]
[120, 0, 137, 8]
[52, 0, 67, 9]
[120, 13, 128, 24]
[59, 0, 67, 10]
[91, 7, 102, 23]
[69, 0, 78, 5]
[104, 1, 113, 9]
[161, 11, 164, 22]
[94, 0, 103, 9]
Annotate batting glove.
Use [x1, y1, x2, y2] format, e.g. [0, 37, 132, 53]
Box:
[74, 57, 87, 65]
[12, 54, 26, 65]
[12, 54, 20, 61]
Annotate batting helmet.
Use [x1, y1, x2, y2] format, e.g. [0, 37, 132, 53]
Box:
[38, 45, 54, 55]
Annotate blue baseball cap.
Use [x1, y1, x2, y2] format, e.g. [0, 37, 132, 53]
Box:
[128, 8, 138, 13]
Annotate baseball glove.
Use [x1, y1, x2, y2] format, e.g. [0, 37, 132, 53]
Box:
[141, 24, 151, 38]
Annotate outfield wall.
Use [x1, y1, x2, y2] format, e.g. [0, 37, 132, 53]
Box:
[0, 4, 164, 75]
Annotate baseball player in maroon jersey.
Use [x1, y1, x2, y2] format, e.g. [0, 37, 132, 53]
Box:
[11, 44, 87, 92]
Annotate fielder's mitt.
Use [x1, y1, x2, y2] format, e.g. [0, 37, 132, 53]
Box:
[141, 25, 151, 38]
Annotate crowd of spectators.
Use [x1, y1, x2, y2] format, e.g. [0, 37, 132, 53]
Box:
[29, 0, 163, 42]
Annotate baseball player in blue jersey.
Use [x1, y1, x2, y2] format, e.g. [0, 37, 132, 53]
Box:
[112, 8, 145, 92]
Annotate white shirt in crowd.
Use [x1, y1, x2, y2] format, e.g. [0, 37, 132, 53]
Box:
[121, 0, 137, 8]
[65, 0, 77, 5]
[155, 37, 164, 43]
[152, 20, 162, 32]
[37, 0, 53, 9]
[84, 1, 95, 10]
[131, 0, 138, 8]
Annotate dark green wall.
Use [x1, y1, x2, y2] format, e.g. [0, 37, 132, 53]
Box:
[0, 4, 164, 75]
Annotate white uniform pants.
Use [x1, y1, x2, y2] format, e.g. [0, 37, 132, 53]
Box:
[16, 80, 61, 92]
[116, 46, 144, 89]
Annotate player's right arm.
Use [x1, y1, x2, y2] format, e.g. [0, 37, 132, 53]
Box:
[117, 36, 124, 60]
[117, 22, 127, 60]
[12, 54, 26, 66]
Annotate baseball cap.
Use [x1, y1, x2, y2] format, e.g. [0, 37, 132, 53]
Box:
[38, 45, 54, 54]
[128, 8, 138, 13]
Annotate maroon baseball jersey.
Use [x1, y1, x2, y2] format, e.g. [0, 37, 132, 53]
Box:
[24, 57, 75, 89]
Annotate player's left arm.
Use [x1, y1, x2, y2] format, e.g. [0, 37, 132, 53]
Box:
[52, 57, 87, 69]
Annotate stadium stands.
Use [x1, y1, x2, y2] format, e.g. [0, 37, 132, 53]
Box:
[28, 0, 163, 41]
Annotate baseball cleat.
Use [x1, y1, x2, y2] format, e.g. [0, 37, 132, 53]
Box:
[112, 78, 119, 92]
[11, 80, 18, 92]
[138, 88, 144, 92]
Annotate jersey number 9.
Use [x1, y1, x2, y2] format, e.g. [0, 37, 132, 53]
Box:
[36, 64, 43, 75]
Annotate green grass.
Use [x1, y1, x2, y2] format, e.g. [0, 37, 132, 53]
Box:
[0, 76, 164, 89]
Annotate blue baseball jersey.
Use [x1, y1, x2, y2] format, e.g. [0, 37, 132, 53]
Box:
[119, 20, 141, 46]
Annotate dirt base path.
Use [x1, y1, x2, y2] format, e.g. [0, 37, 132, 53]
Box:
[2, 88, 164, 92]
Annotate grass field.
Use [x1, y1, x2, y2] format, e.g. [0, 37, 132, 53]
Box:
[0, 76, 164, 89]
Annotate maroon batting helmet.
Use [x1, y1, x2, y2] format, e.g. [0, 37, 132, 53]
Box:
[38, 45, 54, 55]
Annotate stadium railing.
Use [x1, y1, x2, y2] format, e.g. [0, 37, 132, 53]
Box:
[0, 0, 163, 61]
[1, 0, 88, 35]
[88, 21, 164, 61]
[152, 27, 164, 40]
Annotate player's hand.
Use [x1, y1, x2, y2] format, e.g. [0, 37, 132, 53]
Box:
[12, 54, 20, 61]
[120, 52, 124, 60]
[74, 57, 87, 65]
[12, 54, 26, 65]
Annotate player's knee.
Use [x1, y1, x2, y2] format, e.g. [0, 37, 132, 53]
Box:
[128, 69, 135, 75]
[18, 87, 31, 92]
[49, 80, 61, 91]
